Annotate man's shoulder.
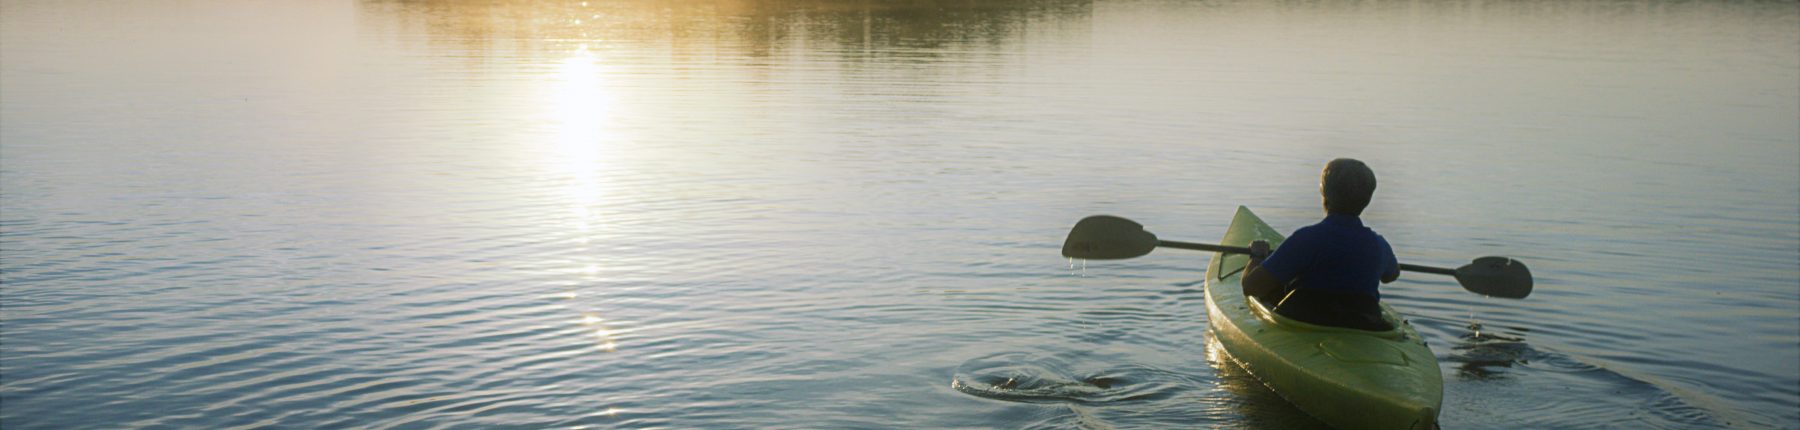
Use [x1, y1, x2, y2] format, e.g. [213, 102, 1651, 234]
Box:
[1364, 229, 1397, 257]
[1292, 219, 1391, 246]
[1291, 219, 1347, 237]
[1296, 217, 1341, 232]
[1286, 223, 1328, 242]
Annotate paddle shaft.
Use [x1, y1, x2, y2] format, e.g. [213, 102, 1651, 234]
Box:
[1396, 263, 1456, 276]
[1157, 240, 1251, 254]
[1158, 239, 1459, 276]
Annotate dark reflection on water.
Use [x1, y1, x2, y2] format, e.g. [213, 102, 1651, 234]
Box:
[1450, 322, 1531, 380]
[1202, 337, 1335, 430]
[366, 0, 1094, 53]
[2, 0, 1796, 428]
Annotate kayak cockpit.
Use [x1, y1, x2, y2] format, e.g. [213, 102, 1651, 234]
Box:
[1243, 291, 1412, 342]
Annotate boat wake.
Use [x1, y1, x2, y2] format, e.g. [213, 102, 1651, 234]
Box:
[1417, 317, 1740, 429]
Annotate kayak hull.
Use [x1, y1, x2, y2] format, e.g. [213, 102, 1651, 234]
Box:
[1204, 206, 1443, 430]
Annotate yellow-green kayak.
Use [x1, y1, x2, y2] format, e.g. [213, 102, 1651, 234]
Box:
[1205, 206, 1442, 430]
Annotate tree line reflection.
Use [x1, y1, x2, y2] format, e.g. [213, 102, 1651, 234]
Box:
[360, 0, 1095, 58]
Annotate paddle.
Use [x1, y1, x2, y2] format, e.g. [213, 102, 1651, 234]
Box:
[1061, 215, 1533, 299]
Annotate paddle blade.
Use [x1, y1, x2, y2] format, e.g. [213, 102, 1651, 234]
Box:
[1062, 215, 1159, 260]
[1454, 256, 1533, 299]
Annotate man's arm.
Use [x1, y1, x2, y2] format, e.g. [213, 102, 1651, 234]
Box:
[1243, 240, 1284, 301]
[1379, 237, 1400, 284]
[1244, 261, 1286, 300]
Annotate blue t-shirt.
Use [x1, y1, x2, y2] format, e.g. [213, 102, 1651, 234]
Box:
[1259, 214, 1398, 298]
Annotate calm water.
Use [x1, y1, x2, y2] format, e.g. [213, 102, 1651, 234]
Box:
[3, 0, 1797, 428]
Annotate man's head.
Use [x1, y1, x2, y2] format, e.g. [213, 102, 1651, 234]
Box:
[1320, 158, 1376, 216]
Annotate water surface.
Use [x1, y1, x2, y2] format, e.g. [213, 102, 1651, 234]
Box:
[3, 0, 1797, 428]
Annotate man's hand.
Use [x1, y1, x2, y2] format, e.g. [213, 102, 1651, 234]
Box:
[1249, 240, 1272, 260]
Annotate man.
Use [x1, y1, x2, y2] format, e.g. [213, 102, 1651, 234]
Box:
[1242, 158, 1399, 331]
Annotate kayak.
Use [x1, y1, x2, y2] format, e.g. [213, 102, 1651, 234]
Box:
[1204, 206, 1442, 430]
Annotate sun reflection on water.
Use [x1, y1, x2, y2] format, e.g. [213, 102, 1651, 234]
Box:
[584, 311, 619, 353]
[547, 46, 620, 210]
[543, 40, 628, 353]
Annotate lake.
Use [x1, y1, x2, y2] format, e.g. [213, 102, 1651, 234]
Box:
[2, 0, 1796, 428]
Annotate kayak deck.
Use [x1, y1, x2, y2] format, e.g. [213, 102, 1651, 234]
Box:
[1204, 206, 1442, 430]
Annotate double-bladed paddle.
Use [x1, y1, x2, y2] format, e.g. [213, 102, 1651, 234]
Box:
[1061, 215, 1533, 299]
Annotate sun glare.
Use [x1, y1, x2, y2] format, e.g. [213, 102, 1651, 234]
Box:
[550, 48, 617, 174]
[544, 46, 626, 238]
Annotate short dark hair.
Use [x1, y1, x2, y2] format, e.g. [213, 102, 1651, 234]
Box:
[1321, 158, 1376, 216]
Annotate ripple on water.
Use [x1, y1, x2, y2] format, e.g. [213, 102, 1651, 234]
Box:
[948, 346, 1335, 429]
[950, 352, 1169, 405]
